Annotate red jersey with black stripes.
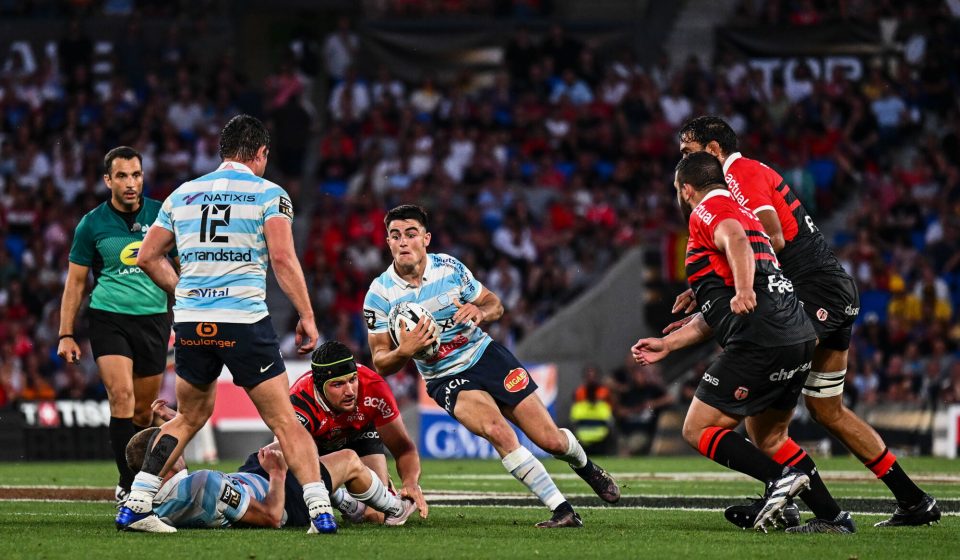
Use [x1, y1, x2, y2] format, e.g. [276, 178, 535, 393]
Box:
[288, 364, 399, 453]
[723, 152, 842, 280]
[685, 189, 816, 348]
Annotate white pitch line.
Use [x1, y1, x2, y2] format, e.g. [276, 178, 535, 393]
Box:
[425, 471, 960, 483]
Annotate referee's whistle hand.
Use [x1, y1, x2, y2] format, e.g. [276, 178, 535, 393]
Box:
[57, 339, 82, 364]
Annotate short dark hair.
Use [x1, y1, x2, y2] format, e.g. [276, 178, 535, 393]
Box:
[678, 116, 738, 155]
[219, 114, 270, 161]
[384, 204, 428, 230]
[125, 427, 160, 473]
[103, 146, 142, 176]
[675, 151, 726, 191]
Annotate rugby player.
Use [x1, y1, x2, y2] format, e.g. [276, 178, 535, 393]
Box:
[58, 146, 176, 506]
[632, 153, 854, 534]
[363, 204, 620, 529]
[237, 340, 425, 525]
[126, 423, 417, 529]
[669, 116, 939, 528]
[117, 115, 336, 534]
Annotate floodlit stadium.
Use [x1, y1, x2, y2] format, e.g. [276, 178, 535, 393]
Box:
[0, 1, 957, 558]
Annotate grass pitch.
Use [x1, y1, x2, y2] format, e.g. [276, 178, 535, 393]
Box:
[0, 456, 956, 560]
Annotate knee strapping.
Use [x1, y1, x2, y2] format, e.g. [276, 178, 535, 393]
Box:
[802, 370, 846, 398]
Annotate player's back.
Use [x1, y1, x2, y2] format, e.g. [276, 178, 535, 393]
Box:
[154, 469, 269, 528]
[723, 153, 843, 281]
[156, 162, 293, 324]
[685, 190, 815, 349]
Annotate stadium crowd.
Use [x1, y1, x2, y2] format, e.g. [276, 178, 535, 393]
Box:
[1, 2, 959, 420]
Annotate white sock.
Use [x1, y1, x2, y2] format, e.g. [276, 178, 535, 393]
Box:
[331, 487, 362, 517]
[126, 472, 162, 514]
[303, 481, 333, 518]
[351, 469, 403, 517]
[502, 446, 565, 510]
[554, 428, 588, 469]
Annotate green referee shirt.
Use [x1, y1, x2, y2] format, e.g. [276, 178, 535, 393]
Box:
[68, 198, 176, 316]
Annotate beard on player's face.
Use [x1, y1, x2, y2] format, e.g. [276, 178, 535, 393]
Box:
[676, 185, 693, 222]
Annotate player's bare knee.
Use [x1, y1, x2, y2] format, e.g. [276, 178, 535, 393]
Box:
[680, 422, 702, 449]
[482, 421, 515, 448]
[108, 388, 135, 412]
[132, 407, 154, 427]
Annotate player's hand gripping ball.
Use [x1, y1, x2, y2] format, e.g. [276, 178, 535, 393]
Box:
[388, 301, 442, 360]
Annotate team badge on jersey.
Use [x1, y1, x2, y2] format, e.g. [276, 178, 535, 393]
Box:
[734, 386, 749, 401]
[816, 308, 829, 322]
[363, 308, 376, 329]
[279, 196, 293, 219]
[219, 484, 242, 509]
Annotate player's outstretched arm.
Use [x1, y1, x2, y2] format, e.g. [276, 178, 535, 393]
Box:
[237, 448, 288, 528]
[713, 219, 756, 315]
[379, 417, 428, 519]
[633, 313, 712, 365]
[264, 216, 318, 354]
[137, 226, 179, 294]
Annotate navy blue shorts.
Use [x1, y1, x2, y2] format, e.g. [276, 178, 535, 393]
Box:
[174, 317, 285, 387]
[425, 340, 539, 415]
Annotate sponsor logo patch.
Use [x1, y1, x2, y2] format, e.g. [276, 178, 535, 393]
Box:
[504, 368, 530, 393]
[186, 287, 230, 298]
[363, 308, 376, 330]
[219, 484, 242, 509]
[702, 372, 719, 386]
[295, 412, 309, 427]
[734, 386, 749, 400]
[279, 196, 294, 219]
[196, 323, 219, 337]
[120, 241, 142, 266]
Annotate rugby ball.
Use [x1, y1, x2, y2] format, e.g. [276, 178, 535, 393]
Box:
[388, 301, 442, 360]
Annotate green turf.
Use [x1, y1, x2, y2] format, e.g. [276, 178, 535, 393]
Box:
[0, 501, 955, 560]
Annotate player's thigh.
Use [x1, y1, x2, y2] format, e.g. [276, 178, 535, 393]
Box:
[683, 396, 742, 443]
[453, 390, 520, 450]
[244, 373, 298, 432]
[359, 453, 390, 484]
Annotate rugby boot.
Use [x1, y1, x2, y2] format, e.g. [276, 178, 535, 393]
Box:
[786, 511, 856, 534]
[725, 496, 800, 530]
[573, 460, 621, 503]
[384, 497, 418, 527]
[535, 504, 583, 528]
[874, 494, 941, 527]
[753, 468, 810, 532]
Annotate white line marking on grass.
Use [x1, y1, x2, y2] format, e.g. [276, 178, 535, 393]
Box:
[426, 471, 960, 483]
[429, 504, 960, 516]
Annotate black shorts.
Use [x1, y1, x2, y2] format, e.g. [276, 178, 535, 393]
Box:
[315, 427, 385, 457]
[425, 340, 538, 416]
[695, 340, 816, 417]
[795, 272, 860, 351]
[88, 308, 170, 376]
[174, 317, 285, 387]
[237, 452, 334, 528]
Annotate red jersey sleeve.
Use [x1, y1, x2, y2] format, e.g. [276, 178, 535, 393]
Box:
[289, 372, 320, 433]
[727, 157, 780, 214]
[358, 365, 401, 427]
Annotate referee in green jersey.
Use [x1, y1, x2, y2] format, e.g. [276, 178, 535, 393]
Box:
[57, 146, 177, 504]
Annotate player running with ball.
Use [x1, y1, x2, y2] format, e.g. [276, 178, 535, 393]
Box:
[363, 204, 620, 528]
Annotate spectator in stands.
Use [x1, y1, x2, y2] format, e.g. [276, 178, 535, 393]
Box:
[612, 363, 673, 456]
[323, 16, 359, 81]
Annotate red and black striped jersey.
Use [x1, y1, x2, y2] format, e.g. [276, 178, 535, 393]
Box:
[685, 189, 816, 348]
[288, 364, 400, 453]
[723, 152, 842, 281]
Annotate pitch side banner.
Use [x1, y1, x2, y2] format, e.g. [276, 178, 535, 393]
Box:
[716, 22, 886, 94]
[417, 363, 558, 459]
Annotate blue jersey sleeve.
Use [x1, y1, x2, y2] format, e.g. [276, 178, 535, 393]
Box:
[262, 185, 294, 223]
[363, 285, 391, 333]
[451, 256, 483, 303]
[154, 196, 174, 232]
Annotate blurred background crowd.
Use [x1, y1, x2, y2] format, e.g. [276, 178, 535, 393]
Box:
[0, 1, 958, 451]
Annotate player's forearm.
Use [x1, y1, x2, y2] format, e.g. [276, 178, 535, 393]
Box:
[139, 257, 179, 294]
[476, 298, 503, 323]
[663, 313, 711, 351]
[271, 255, 314, 319]
[372, 348, 412, 377]
[725, 235, 756, 294]
[395, 447, 422, 489]
[58, 278, 85, 336]
[262, 473, 287, 528]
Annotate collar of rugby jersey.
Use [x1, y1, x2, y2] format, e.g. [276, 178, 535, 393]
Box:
[217, 161, 255, 175]
[313, 383, 332, 414]
[722, 151, 742, 175]
[388, 253, 434, 289]
[692, 188, 732, 217]
[154, 468, 190, 505]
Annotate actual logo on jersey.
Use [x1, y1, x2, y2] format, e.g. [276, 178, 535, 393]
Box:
[816, 308, 829, 322]
[734, 386, 749, 400]
[504, 368, 530, 393]
[196, 323, 219, 337]
[279, 196, 293, 219]
[363, 308, 376, 329]
[363, 396, 395, 419]
[219, 484, 242, 509]
[119, 241, 142, 266]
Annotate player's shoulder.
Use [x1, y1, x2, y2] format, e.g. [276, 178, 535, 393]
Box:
[290, 371, 314, 394]
[730, 154, 782, 183]
[430, 252, 470, 276]
[358, 363, 386, 385]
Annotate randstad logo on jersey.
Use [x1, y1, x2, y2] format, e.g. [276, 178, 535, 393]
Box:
[181, 249, 253, 263]
[186, 288, 230, 298]
[119, 241, 142, 266]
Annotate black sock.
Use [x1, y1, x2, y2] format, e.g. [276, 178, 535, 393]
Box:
[573, 459, 595, 477]
[698, 427, 783, 483]
[770, 437, 841, 520]
[109, 417, 138, 490]
[864, 448, 926, 506]
[553, 501, 574, 514]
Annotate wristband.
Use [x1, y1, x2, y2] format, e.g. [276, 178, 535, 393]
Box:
[59, 334, 75, 340]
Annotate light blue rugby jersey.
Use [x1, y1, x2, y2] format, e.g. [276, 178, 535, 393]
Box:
[154, 469, 275, 528]
[154, 161, 294, 323]
[363, 253, 491, 381]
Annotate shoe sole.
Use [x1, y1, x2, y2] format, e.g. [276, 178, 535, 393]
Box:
[122, 515, 177, 533]
[384, 500, 418, 527]
[753, 474, 811, 532]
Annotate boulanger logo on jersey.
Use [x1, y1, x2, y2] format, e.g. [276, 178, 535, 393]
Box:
[119, 241, 142, 266]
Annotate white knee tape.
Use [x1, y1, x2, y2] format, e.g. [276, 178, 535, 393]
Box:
[801, 370, 846, 398]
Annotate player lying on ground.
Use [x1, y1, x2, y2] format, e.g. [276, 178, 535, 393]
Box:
[665, 116, 939, 528]
[633, 153, 854, 534]
[236, 340, 427, 525]
[141, 404, 417, 528]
